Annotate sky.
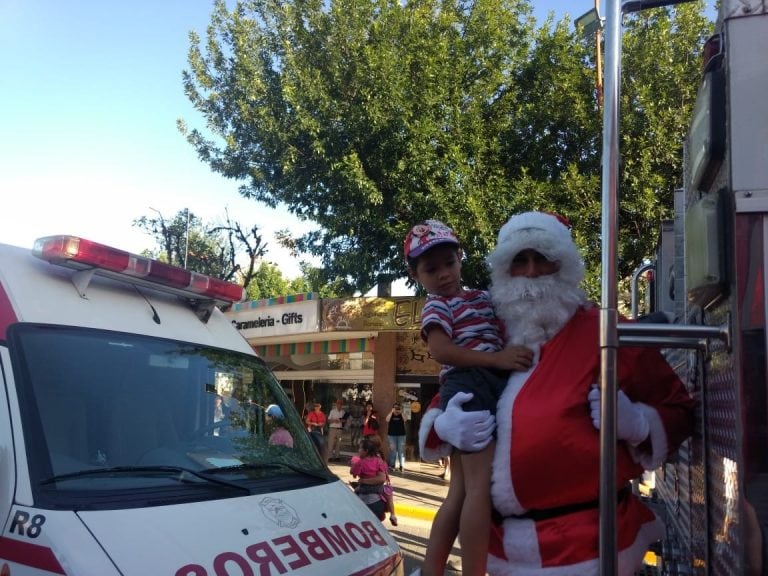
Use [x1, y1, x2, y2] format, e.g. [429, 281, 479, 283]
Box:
[0, 0, 716, 286]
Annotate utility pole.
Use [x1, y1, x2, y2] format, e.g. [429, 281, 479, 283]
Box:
[184, 208, 190, 270]
[595, 0, 603, 110]
[576, 1, 604, 110]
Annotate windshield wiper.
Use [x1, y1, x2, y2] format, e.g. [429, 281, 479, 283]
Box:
[40, 465, 251, 494]
[203, 462, 331, 481]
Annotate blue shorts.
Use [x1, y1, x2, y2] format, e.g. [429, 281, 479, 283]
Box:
[438, 367, 509, 414]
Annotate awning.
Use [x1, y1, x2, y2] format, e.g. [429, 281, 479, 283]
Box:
[255, 338, 375, 358]
[272, 369, 374, 383]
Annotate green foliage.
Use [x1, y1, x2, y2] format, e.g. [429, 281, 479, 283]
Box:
[243, 262, 345, 301]
[617, 4, 712, 284]
[181, 0, 712, 298]
[292, 264, 346, 298]
[246, 261, 290, 300]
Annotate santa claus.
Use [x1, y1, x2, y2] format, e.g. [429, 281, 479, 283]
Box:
[419, 211, 695, 576]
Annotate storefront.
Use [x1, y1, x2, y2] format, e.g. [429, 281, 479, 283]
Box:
[226, 293, 440, 459]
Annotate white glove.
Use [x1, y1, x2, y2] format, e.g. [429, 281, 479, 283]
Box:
[434, 392, 496, 452]
[588, 385, 650, 446]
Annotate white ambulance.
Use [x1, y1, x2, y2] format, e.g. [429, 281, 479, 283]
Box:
[0, 236, 403, 576]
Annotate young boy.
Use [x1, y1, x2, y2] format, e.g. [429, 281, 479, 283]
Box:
[405, 219, 533, 576]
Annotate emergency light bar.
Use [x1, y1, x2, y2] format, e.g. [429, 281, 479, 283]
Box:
[32, 235, 246, 306]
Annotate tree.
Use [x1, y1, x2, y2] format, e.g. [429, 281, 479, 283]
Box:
[499, 5, 711, 296]
[500, 16, 603, 293]
[245, 261, 290, 300]
[617, 5, 712, 285]
[289, 263, 347, 298]
[133, 208, 269, 291]
[180, 0, 712, 297]
[181, 0, 535, 293]
[244, 262, 345, 300]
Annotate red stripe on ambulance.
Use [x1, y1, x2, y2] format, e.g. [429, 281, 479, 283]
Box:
[0, 536, 66, 574]
[0, 284, 17, 341]
[175, 520, 396, 576]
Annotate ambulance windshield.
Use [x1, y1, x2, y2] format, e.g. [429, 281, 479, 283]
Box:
[11, 324, 331, 509]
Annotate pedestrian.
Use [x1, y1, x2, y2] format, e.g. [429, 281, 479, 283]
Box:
[326, 398, 347, 462]
[212, 394, 226, 437]
[265, 404, 293, 447]
[419, 211, 696, 576]
[362, 401, 379, 437]
[369, 434, 398, 526]
[350, 436, 398, 526]
[386, 402, 407, 472]
[405, 218, 534, 576]
[348, 399, 364, 447]
[305, 402, 327, 460]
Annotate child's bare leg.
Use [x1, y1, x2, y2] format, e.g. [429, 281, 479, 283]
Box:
[387, 491, 398, 525]
[459, 440, 495, 576]
[422, 453, 463, 576]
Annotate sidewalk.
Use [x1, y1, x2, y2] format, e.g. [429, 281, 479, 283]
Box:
[327, 456, 450, 520]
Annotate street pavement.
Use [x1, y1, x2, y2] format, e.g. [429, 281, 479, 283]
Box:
[327, 458, 463, 575]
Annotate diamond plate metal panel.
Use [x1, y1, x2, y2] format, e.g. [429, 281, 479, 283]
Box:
[701, 303, 741, 576]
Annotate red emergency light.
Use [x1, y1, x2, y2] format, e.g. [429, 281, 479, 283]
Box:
[32, 235, 245, 306]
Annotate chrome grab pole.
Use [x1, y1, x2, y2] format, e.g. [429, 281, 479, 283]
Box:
[618, 320, 731, 347]
[599, 2, 700, 574]
[599, 0, 622, 572]
[619, 321, 732, 350]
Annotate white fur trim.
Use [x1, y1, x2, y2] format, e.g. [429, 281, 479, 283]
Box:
[487, 212, 585, 288]
[491, 350, 539, 516]
[628, 403, 669, 470]
[496, 516, 542, 568]
[486, 511, 664, 576]
[417, 406, 453, 463]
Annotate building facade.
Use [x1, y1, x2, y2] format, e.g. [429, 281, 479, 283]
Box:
[226, 293, 441, 459]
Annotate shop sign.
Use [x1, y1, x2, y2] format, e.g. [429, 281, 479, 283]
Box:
[396, 331, 440, 374]
[228, 300, 320, 338]
[322, 297, 425, 331]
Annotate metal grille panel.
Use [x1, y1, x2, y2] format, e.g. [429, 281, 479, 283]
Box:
[701, 303, 741, 576]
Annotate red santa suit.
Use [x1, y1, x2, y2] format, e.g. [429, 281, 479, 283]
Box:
[420, 304, 695, 575]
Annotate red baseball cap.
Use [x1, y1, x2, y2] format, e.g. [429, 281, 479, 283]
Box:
[404, 220, 460, 260]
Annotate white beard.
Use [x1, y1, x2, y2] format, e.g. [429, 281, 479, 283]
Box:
[490, 272, 587, 346]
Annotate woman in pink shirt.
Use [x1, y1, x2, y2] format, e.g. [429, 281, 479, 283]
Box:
[350, 437, 397, 525]
[266, 404, 293, 447]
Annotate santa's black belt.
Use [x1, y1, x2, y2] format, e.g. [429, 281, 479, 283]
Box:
[494, 487, 630, 524]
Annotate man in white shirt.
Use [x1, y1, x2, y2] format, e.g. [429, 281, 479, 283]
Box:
[326, 398, 347, 462]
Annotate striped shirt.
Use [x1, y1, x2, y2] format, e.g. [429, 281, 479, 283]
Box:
[420, 289, 504, 382]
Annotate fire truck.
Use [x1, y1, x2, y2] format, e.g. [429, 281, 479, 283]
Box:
[599, 0, 767, 574]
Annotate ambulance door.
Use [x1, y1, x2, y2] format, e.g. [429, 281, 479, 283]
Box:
[0, 348, 17, 529]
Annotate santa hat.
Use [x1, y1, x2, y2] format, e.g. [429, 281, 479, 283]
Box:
[487, 211, 585, 287]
